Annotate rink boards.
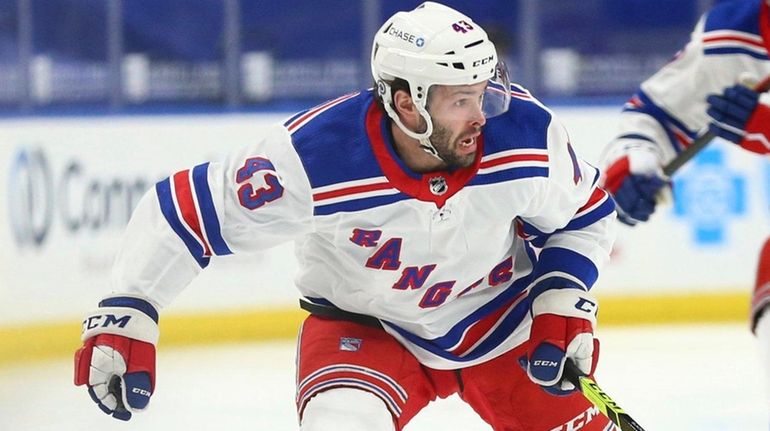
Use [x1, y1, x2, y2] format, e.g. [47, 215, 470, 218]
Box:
[1, 107, 766, 365]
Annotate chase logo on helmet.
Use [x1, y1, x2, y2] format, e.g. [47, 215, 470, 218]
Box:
[387, 26, 423, 46]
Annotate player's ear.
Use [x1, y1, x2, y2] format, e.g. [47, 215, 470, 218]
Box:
[393, 90, 420, 127]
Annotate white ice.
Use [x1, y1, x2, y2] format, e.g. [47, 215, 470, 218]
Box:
[0, 323, 765, 430]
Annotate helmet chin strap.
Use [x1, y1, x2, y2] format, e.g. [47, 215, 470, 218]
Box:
[402, 118, 444, 162]
[418, 138, 443, 161]
[380, 88, 445, 162]
[412, 104, 443, 161]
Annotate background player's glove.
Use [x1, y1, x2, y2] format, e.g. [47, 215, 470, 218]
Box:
[602, 148, 667, 226]
[74, 295, 159, 421]
[525, 284, 599, 396]
[707, 84, 770, 155]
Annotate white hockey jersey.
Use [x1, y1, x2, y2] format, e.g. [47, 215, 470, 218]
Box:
[603, 0, 770, 165]
[113, 86, 616, 369]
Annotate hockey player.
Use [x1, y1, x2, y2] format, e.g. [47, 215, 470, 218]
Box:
[600, 0, 770, 415]
[74, 3, 617, 430]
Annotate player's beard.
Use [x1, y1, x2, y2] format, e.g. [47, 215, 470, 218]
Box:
[429, 119, 477, 169]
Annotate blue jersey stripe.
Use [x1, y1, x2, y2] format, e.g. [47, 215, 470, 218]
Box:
[155, 178, 210, 268]
[617, 133, 657, 144]
[283, 110, 308, 128]
[314, 192, 412, 216]
[518, 218, 549, 238]
[517, 193, 613, 249]
[564, 197, 616, 231]
[384, 294, 530, 362]
[458, 299, 529, 358]
[469, 166, 549, 186]
[306, 279, 533, 358]
[529, 277, 587, 299]
[704, 47, 769, 60]
[304, 296, 335, 307]
[99, 296, 159, 322]
[589, 166, 601, 186]
[191, 163, 232, 256]
[624, 90, 697, 152]
[418, 277, 531, 350]
[530, 247, 599, 289]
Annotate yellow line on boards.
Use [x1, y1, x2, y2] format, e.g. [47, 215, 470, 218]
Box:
[0, 309, 309, 368]
[597, 291, 750, 326]
[0, 291, 751, 367]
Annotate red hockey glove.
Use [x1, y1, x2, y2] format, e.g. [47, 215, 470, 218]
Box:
[74, 295, 159, 421]
[525, 286, 599, 396]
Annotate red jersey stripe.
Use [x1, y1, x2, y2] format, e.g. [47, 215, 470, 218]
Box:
[577, 187, 608, 214]
[287, 93, 358, 132]
[173, 170, 211, 257]
[480, 153, 549, 169]
[449, 291, 526, 356]
[703, 35, 766, 49]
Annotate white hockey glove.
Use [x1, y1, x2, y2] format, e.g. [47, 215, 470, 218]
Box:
[74, 295, 159, 421]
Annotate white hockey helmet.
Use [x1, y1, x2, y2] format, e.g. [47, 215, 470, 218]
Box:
[371, 2, 511, 158]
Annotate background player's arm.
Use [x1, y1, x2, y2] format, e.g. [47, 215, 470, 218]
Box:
[602, 6, 770, 225]
[600, 15, 709, 225]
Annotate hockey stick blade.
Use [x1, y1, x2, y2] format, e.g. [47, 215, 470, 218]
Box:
[563, 360, 647, 431]
[663, 75, 770, 177]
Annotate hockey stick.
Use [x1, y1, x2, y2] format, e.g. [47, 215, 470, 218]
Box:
[563, 360, 647, 431]
[662, 75, 770, 177]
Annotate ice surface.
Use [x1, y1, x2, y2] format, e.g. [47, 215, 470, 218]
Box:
[0, 324, 764, 430]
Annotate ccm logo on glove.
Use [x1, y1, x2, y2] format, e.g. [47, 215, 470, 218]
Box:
[575, 297, 597, 313]
[84, 314, 132, 330]
[132, 387, 152, 397]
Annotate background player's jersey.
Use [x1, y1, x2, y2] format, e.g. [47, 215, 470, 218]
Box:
[602, 0, 770, 165]
[112, 88, 615, 369]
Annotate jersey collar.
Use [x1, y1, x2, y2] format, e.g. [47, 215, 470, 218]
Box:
[365, 101, 483, 208]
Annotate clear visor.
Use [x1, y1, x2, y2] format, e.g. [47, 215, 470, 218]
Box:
[481, 61, 511, 119]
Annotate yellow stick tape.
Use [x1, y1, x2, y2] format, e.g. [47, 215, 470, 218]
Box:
[0, 291, 751, 367]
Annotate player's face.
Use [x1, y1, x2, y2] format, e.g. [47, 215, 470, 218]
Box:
[426, 82, 487, 168]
